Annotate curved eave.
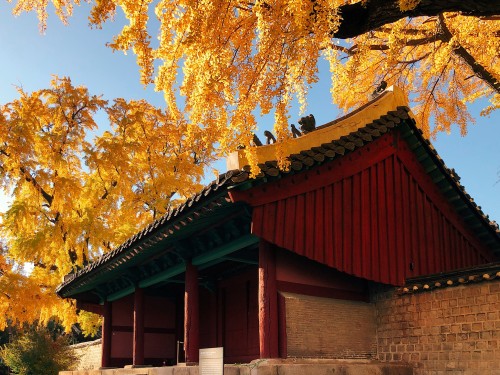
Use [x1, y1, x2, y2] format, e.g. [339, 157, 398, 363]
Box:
[399, 121, 500, 259]
[56, 170, 248, 299]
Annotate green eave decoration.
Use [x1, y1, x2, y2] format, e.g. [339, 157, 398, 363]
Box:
[106, 234, 259, 301]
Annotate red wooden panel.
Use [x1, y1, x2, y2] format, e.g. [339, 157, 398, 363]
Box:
[442, 217, 451, 270]
[401, 164, 412, 279]
[314, 188, 325, 263]
[305, 190, 316, 260]
[283, 197, 296, 251]
[423, 197, 436, 273]
[352, 173, 362, 276]
[262, 202, 277, 243]
[434, 206, 445, 271]
[275, 199, 286, 247]
[199, 289, 217, 349]
[343, 177, 353, 275]
[385, 156, 397, 285]
[216, 288, 224, 347]
[294, 194, 306, 256]
[369, 165, 380, 281]
[144, 296, 175, 329]
[450, 221, 459, 269]
[393, 156, 406, 285]
[377, 161, 389, 283]
[112, 294, 133, 326]
[333, 181, 344, 271]
[460, 236, 467, 268]
[416, 184, 427, 274]
[223, 271, 259, 362]
[324, 184, 334, 266]
[458, 230, 465, 268]
[430, 204, 440, 275]
[360, 169, 371, 278]
[252, 205, 265, 237]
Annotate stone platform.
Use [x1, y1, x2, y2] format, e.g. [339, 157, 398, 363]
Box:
[60, 359, 413, 375]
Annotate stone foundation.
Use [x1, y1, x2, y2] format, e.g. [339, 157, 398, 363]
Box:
[60, 359, 413, 375]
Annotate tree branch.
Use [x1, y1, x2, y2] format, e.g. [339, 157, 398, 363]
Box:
[333, 0, 500, 39]
[19, 166, 54, 206]
[437, 14, 500, 94]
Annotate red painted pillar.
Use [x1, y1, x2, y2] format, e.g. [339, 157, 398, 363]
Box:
[184, 261, 199, 364]
[101, 301, 112, 368]
[133, 287, 145, 365]
[258, 240, 279, 358]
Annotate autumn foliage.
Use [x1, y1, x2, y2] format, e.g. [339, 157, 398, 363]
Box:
[0, 77, 208, 332]
[0, 0, 499, 331]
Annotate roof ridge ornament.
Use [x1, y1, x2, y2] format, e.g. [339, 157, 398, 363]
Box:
[226, 85, 410, 171]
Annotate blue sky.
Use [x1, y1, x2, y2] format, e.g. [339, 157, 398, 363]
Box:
[0, 2, 499, 225]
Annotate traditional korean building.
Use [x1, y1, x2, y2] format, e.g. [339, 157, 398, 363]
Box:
[57, 87, 500, 374]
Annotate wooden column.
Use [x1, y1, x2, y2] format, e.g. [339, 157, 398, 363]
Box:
[258, 239, 279, 358]
[133, 287, 145, 365]
[184, 261, 199, 364]
[101, 301, 112, 368]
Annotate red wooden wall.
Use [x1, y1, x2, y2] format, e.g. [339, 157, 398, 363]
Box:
[109, 294, 178, 367]
[232, 132, 493, 286]
[218, 269, 259, 363]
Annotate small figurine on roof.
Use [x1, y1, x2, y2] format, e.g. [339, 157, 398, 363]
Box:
[298, 114, 316, 134]
[369, 80, 387, 100]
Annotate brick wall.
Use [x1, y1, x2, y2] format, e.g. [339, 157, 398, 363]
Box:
[70, 339, 102, 370]
[374, 280, 500, 375]
[283, 292, 377, 359]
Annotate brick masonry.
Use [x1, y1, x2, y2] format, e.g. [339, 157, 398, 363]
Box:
[71, 339, 102, 370]
[374, 280, 500, 375]
[283, 292, 377, 359]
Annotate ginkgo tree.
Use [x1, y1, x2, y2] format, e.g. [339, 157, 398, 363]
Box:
[0, 0, 499, 332]
[0, 77, 210, 333]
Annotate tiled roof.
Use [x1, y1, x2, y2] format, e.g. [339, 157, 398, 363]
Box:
[229, 106, 500, 254]
[56, 170, 242, 295]
[57, 101, 500, 297]
[401, 262, 500, 294]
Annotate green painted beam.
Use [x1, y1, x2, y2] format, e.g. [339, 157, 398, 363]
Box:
[107, 285, 136, 302]
[192, 234, 259, 266]
[138, 263, 186, 289]
[105, 234, 258, 292]
[221, 256, 259, 265]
